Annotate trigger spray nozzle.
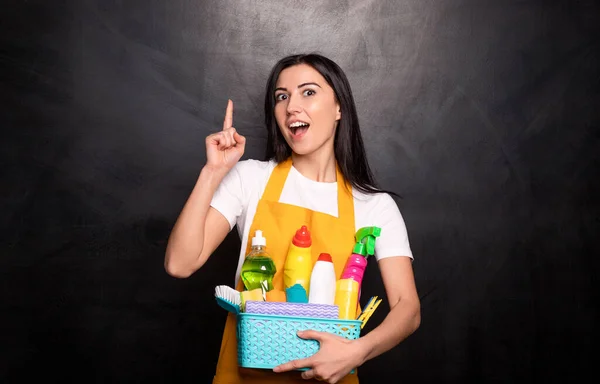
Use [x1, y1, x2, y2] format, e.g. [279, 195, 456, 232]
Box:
[352, 226, 381, 258]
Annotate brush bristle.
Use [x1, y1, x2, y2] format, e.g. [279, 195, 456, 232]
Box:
[215, 285, 241, 305]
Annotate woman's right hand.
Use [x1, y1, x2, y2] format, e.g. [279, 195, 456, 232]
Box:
[205, 99, 246, 173]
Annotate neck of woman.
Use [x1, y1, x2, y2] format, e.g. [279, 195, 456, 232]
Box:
[291, 147, 337, 183]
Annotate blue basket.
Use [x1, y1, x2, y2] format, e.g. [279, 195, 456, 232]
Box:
[236, 312, 362, 369]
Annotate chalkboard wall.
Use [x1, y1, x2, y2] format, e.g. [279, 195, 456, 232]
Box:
[2, 1, 598, 382]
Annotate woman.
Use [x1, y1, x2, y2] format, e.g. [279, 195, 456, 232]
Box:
[164, 53, 421, 383]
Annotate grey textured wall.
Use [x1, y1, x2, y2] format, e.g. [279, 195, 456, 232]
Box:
[2, 0, 598, 382]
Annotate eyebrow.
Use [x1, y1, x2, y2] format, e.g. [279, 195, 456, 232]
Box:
[274, 82, 322, 92]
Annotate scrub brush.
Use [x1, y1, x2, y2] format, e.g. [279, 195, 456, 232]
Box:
[214, 285, 241, 314]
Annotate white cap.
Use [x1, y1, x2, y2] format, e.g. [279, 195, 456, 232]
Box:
[252, 230, 266, 246]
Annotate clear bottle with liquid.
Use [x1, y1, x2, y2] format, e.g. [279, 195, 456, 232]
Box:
[240, 230, 276, 291]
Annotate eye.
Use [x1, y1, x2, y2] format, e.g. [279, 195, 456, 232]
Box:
[303, 89, 316, 96]
[275, 93, 288, 102]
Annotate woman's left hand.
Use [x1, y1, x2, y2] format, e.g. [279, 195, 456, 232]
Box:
[273, 330, 367, 383]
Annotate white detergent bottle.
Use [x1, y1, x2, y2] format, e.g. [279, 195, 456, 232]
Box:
[308, 253, 337, 305]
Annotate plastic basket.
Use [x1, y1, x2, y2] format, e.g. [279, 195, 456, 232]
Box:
[237, 312, 362, 369]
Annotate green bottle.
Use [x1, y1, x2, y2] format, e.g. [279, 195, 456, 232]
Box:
[240, 230, 276, 291]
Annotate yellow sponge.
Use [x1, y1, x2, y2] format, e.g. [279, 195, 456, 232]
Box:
[240, 288, 264, 311]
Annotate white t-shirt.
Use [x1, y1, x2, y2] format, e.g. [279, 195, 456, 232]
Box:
[210, 159, 413, 286]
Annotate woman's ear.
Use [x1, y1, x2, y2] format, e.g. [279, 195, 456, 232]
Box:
[336, 103, 341, 121]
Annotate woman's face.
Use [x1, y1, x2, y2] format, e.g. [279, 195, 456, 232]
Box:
[273, 64, 341, 156]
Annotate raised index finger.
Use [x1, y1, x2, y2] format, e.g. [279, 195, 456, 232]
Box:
[222, 99, 233, 131]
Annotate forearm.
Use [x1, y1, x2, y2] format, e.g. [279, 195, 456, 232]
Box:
[164, 165, 227, 277]
[356, 296, 421, 364]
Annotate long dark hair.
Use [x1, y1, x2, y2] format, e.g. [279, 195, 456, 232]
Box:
[263, 53, 397, 197]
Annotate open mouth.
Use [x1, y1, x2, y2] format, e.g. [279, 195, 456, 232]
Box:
[289, 121, 310, 136]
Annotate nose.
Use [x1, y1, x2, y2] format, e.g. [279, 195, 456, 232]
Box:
[286, 93, 301, 115]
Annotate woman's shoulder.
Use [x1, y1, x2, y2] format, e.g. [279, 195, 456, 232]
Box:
[352, 189, 408, 244]
[234, 159, 277, 173]
[352, 188, 405, 222]
[352, 188, 398, 209]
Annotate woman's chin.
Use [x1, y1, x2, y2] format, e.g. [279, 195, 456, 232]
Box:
[288, 143, 315, 156]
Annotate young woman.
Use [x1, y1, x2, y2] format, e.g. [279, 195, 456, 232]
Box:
[164, 53, 421, 384]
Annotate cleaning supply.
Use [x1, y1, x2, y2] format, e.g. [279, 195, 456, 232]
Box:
[240, 230, 276, 291]
[341, 226, 381, 296]
[240, 288, 265, 312]
[334, 278, 360, 319]
[259, 280, 269, 301]
[357, 296, 383, 329]
[283, 225, 313, 293]
[356, 296, 378, 320]
[308, 253, 337, 305]
[334, 227, 381, 319]
[214, 285, 241, 314]
[265, 289, 286, 302]
[244, 301, 339, 319]
[286, 284, 308, 303]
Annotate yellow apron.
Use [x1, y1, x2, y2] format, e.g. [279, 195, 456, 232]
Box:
[212, 158, 360, 384]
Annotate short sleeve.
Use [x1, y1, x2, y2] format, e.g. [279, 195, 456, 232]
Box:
[371, 194, 413, 261]
[210, 164, 245, 230]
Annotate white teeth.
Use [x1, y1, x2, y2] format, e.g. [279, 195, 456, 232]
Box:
[289, 122, 309, 128]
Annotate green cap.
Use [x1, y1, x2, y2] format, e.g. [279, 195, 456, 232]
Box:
[352, 226, 381, 257]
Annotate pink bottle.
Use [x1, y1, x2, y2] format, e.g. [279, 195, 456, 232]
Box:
[340, 253, 368, 284]
[340, 227, 381, 299]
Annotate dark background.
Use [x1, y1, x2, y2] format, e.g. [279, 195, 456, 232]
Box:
[1, 0, 599, 383]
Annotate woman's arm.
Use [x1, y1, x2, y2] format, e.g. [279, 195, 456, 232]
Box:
[355, 256, 421, 363]
[273, 256, 420, 383]
[164, 166, 232, 278]
[164, 99, 246, 278]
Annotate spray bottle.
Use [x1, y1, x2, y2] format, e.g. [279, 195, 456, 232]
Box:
[335, 226, 381, 319]
[341, 226, 381, 293]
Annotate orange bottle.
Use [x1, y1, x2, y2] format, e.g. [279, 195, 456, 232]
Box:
[334, 278, 359, 319]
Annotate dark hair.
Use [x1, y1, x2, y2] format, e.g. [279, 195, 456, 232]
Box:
[263, 53, 398, 197]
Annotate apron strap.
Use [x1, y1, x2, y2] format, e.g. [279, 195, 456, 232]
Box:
[262, 158, 293, 202]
